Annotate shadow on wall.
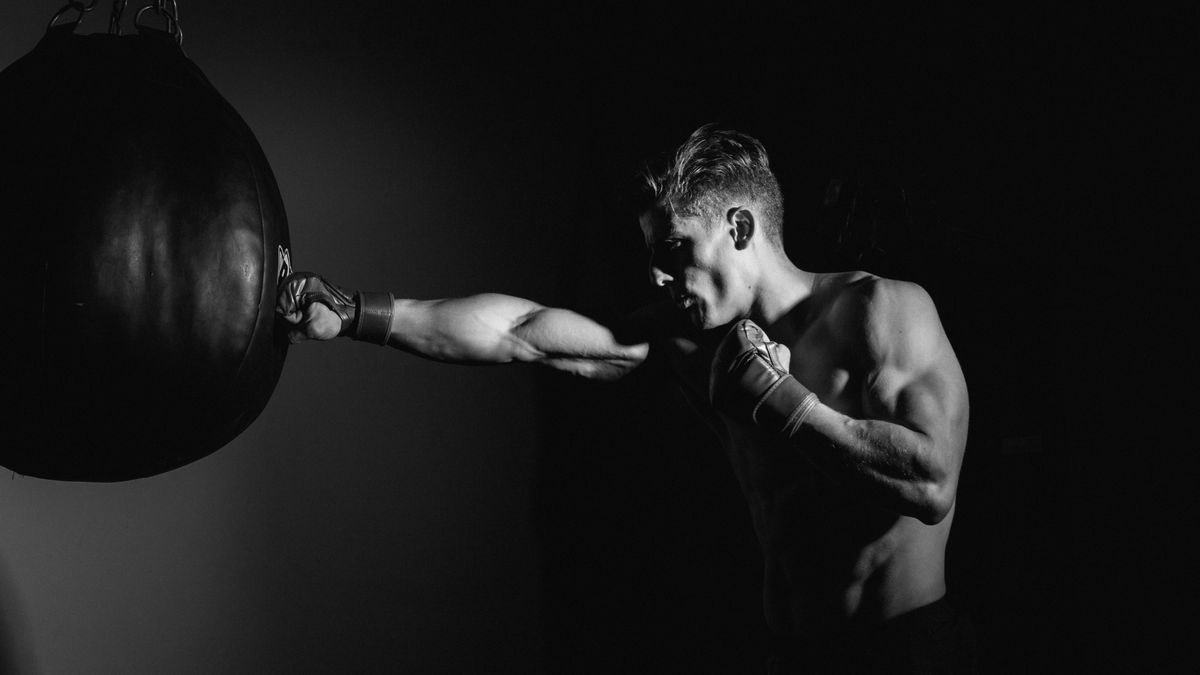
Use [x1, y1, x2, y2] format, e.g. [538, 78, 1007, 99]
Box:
[0, 552, 37, 674]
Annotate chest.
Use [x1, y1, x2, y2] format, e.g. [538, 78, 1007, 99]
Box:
[666, 323, 864, 420]
[786, 321, 864, 416]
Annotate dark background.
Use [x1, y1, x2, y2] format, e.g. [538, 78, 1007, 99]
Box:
[1, 2, 1186, 673]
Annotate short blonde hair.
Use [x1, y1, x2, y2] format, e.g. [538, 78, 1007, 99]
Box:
[638, 124, 785, 245]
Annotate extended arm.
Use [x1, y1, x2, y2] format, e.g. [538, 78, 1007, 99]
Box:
[711, 281, 969, 524]
[277, 272, 648, 381]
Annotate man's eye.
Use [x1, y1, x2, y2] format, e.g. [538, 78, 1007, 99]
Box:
[660, 239, 682, 251]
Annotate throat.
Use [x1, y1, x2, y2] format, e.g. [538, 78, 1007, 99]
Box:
[752, 267, 816, 328]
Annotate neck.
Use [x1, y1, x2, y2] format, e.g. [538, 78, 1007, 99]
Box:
[748, 249, 813, 326]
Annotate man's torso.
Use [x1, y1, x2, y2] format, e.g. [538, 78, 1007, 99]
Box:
[656, 271, 952, 637]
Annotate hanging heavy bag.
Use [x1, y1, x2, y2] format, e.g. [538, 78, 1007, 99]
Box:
[0, 3, 292, 481]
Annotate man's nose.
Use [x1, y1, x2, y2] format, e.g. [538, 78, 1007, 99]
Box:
[649, 264, 673, 288]
[647, 247, 678, 288]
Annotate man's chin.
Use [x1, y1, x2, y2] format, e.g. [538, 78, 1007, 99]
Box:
[672, 302, 715, 330]
[696, 311, 751, 333]
[696, 310, 733, 332]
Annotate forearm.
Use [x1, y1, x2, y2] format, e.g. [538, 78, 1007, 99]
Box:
[790, 403, 953, 524]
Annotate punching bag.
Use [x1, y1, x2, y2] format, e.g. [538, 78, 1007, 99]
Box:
[0, 6, 292, 481]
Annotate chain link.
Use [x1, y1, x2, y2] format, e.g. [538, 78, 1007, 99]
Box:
[108, 0, 129, 35]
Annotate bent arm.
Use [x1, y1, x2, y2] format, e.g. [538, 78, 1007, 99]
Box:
[799, 359, 968, 524]
[388, 294, 649, 380]
[794, 283, 968, 524]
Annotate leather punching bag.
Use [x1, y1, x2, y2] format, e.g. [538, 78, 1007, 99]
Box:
[0, 18, 292, 481]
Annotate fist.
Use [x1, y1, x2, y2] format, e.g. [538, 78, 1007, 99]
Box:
[276, 272, 395, 345]
[709, 319, 817, 433]
[276, 272, 356, 343]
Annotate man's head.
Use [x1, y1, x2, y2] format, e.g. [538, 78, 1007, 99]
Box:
[637, 124, 785, 247]
[636, 125, 786, 329]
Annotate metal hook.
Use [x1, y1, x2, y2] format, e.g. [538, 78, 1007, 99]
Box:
[134, 1, 183, 46]
[47, 1, 99, 30]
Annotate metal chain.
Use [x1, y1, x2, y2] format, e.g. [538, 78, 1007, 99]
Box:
[108, 0, 129, 35]
[47, 0, 183, 46]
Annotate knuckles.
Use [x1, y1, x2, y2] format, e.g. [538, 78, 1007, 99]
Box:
[713, 319, 778, 371]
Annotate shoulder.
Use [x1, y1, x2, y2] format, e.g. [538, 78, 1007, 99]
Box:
[821, 272, 935, 324]
[823, 273, 946, 367]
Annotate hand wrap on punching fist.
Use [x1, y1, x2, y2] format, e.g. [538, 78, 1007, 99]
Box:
[709, 319, 820, 434]
[277, 272, 395, 344]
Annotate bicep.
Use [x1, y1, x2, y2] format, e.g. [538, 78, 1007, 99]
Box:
[512, 306, 650, 378]
[860, 283, 969, 456]
[405, 294, 648, 376]
[870, 364, 968, 447]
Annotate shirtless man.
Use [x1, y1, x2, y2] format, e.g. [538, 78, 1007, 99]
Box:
[278, 125, 975, 673]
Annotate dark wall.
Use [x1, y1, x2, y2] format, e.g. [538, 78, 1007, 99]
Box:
[2, 2, 1180, 673]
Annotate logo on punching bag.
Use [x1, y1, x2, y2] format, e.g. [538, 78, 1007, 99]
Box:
[278, 245, 293, 280]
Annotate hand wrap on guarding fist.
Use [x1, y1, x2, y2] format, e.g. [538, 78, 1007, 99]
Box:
[709, 319, 820, 434]
[277, 272, 394, 344]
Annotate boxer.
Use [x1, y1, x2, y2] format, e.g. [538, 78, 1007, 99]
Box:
[279, 125, 975, 673]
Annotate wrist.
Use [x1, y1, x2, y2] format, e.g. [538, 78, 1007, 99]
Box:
[756, 376, 820, 434]
[353, 291, 394, 344]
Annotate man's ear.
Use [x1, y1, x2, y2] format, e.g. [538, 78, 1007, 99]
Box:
[727, 207, 755, 250]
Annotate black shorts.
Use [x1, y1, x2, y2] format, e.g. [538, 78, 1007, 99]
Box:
[766, 596, 979, 675]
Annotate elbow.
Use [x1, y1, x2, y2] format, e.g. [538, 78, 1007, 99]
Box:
[913, 479, 955, 525]
[906, 436, 960, 525]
